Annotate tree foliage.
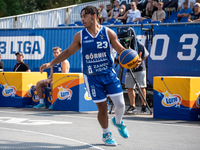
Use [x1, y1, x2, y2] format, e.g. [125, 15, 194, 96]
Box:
[0, 0, 95, 18]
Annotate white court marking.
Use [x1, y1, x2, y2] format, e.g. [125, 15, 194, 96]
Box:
[0, 110, 199, 129]
[0, 127, 104, 150]
[0, 117, 72, 125]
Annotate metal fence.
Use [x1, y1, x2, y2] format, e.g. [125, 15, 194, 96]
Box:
[0, 0, 110, 29]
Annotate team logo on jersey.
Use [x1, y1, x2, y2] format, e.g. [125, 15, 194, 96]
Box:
[100, 34, 104, 40]
[161, 91, 182, 107]
[57, 85, 72, 100]
[195, 91, 200, 108]
[88, 65, 93, 74]
[84, 36, 89, 39]
[2, 83, 17, 97]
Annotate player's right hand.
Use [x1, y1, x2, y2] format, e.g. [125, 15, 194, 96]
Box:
[40, 63, 51, 74]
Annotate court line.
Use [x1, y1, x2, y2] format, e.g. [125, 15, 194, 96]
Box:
[0, 127, 104, 150]
[0, 110, 199, 129]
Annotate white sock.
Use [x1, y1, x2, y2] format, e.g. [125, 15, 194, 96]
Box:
[102, 127, 110, 134]
[39, 99, 44, 104]
[110, 93, 125, 124]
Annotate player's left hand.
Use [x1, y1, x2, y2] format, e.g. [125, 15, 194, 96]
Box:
[134, 52, 142, 69]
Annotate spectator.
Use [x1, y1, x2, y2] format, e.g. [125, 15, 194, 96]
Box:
[179, 0, 195, 11]
[188, 3, 200, 22]
[177, 2, 192, 22]
[124, 2, 141, 24]
[108, 0, 120, 20]
[98, 7, 103, 24]
[99, 4, 108, 23]
[151, 2, 166, 23]
[140, 2, 153, 21]
[106, 3, 112, 13]
[133, 0, 145, 15]
[13, 52, 31, 72]
[0, 53, 4, 70]
[125, 37, 149, 114]
[152, 0, 158, 14]
[114, 4, 127, 24]
[33, 47, 70, 109]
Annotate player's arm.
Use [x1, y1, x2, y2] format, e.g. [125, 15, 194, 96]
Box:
[40, 32, 81, 73]
[61, 60, 70, 73]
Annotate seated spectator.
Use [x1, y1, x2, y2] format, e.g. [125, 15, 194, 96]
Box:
[133, 0, 145, 15]
[0, 53, 4, 70]
[188, 3, 200, 22]
[108, 0, 120, 20]
[98, 7, 103, 24]
[114, 4, 127, 24]
[140, 2, 153, 21]
[33, 47, 70, 109]
[151, 2, 166, 23]
[99, 4, 108, 23]
[13, 52, 31, 72]
[106, 3, 112, 13]
[177, 2, 192, 22]
[179, 0, 195, 11]
[152, 0, 158, 14]
[124, 2, 141, 24]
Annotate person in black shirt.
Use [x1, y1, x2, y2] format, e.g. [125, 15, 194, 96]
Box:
[0, 54, 4, 70]
[188, 3, 200, 22]
[13, 52, 31, 72]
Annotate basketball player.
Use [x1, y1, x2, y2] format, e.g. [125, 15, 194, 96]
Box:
[34, 47, 70, 109]
[40, 6, 142, 146]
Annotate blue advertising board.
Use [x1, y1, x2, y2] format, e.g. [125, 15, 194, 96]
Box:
[0, 24, 200, 84]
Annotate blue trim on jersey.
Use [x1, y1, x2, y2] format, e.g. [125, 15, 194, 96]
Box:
[81, 26, 115, 75]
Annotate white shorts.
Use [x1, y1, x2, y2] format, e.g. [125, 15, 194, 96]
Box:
[125, 70, 147, 89]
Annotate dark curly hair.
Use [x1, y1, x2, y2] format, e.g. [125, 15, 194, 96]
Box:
[80, 5, 99, 19]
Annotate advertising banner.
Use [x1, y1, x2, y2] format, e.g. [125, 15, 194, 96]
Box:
[0, 72, 47, 107]
[153, 76, 200, 121]
[52, 73, 98, 112]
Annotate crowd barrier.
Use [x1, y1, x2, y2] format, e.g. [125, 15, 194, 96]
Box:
[0, 72, 47, 107]
[153, 76, 200, 121]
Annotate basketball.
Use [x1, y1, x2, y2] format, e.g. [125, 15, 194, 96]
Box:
[119, 49, 139, 69]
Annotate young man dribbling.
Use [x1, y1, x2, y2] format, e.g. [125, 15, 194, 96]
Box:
[40, 6, 142, 146]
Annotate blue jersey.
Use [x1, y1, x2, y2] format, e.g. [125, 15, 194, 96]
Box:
[81, 26, 115, 76]
[53, 62, 62, 73]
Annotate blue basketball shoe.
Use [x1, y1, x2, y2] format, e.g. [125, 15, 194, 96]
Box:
[33, 103, 45, 109]
[102, 132, 117, 146]
[112, 117, 129, 138]
[48, 104, 53, 110]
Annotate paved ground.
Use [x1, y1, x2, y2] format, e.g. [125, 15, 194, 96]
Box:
[0, 106, 199, 150]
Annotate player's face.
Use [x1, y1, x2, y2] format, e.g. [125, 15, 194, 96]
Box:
[16, 55, 23, 63]
[53, 49, 61, 58]
[81, 10, 94, 28]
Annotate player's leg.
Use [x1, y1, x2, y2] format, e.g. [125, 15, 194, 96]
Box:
[34, 80, 47, 109]
[83, 74, 117, 146]
[125, 71, 137, 113]
[134, 71, 147, 112]
[105, 72, 129, 138]
[48, 81, 53, 110]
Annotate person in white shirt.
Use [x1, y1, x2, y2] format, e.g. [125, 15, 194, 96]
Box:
[124, 2, 141, 23]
